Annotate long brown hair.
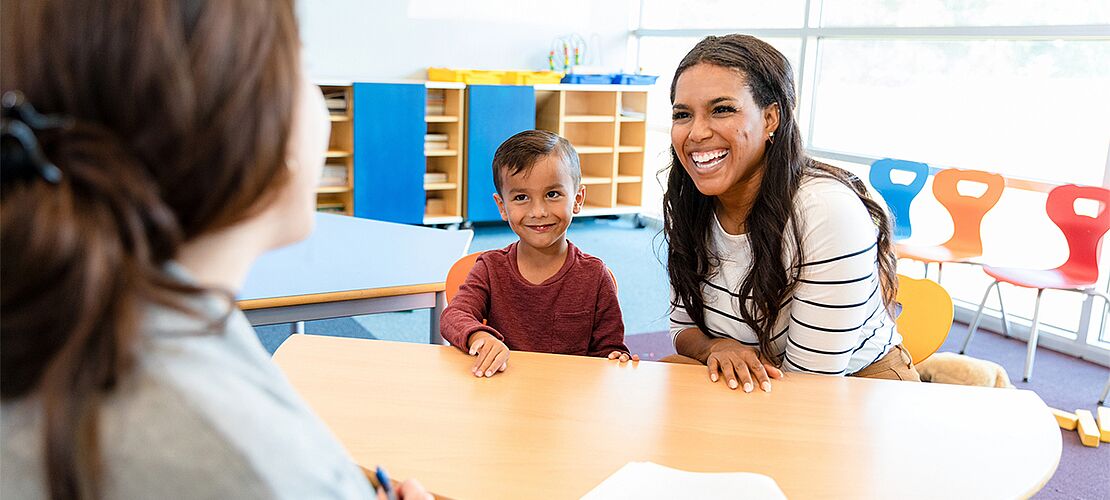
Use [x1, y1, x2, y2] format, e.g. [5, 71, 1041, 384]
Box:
[1, 0, 301, 497]
[664, 35, 898, 364]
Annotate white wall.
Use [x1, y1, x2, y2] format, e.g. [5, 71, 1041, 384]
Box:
[297, 0, 636, 81]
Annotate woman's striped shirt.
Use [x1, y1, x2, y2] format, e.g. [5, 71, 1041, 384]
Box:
[670, 176, 901, 375]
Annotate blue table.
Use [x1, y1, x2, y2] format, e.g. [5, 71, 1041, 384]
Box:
[238, 213, 473, 343]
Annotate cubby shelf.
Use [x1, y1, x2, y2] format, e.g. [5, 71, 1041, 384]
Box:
[317, 84, 354, 216]
[423, 83, 466, 225]
[535, 85, 648, 216]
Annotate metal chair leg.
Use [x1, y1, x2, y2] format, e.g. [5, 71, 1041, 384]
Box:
[996, 284, 1012, 338]
[962, 280, 998, 354]
[1023, 289, 1045, 383]
[1100, 375, 1110, 405]
[937, 262, 944, 284]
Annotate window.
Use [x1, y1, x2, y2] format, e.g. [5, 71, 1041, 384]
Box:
[640, 0, 807, 29]
[819, 0, 1110, 27]
[633, 0, 1110, 360]
[809, 39, 1110, 186]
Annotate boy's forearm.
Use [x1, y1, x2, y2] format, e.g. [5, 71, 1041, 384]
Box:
[587, 312, 629, 357]
[440, 308, 489, 350]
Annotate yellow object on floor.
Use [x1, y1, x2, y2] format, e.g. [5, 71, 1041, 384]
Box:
[1051, 408, 1078, 431]
[1097, 406, 1110, 443]
[1075, 409, 1100, 448]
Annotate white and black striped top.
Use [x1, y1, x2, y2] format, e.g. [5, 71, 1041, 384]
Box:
[670, 176, 901, 375]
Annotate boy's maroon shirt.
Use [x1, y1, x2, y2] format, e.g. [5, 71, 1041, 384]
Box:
[440, 241, 629, 357]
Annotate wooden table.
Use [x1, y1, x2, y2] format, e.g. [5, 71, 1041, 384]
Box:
[238, 213, 472, 343]
[273, 335, 1062, 499]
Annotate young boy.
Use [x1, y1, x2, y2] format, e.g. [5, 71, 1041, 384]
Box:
[440, 130, 637, 378]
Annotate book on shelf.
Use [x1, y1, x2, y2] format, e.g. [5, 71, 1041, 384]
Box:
[424, 142, 448, 151]
[316, 202, 346, 214]
[425, 197, 447, 214]
[424, 172, 448, 183]
[425, 104, 446, 115]
[620, 108, 646, 119]
[424, 133, 449, 142]
[324, 91, 347, 112]
[319, 165, 348, 186]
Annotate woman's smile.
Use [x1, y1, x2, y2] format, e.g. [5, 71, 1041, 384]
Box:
[690, 148, 730, 171]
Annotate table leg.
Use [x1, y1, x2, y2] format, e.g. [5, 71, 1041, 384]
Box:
[429, 291, 446, 345]
[293, 321, 305, 335]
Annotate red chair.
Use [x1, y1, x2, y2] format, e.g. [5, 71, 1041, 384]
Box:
[960, 184, 1110, 381]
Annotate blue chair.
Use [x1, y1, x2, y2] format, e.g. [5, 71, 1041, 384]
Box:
[869, 158, 930, 240]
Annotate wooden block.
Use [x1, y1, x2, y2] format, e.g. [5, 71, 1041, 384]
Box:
[1098, 406, 1110, 443]
[1075, 409, 1100, 448]
[1051, 408, 1078, 431]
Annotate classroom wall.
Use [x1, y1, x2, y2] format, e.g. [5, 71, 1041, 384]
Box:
[297, 0, 636, 81]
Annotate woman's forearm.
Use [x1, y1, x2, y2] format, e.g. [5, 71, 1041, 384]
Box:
[674, 327, 721, 363]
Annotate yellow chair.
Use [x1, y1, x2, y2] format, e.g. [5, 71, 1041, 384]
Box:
[895, 274, 954, 364]
[445, 251, 617, 305]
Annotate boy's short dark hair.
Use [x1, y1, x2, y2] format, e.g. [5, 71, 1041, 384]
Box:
[491, 130, 580, 195]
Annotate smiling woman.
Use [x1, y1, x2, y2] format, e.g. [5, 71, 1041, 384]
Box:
[662, 34, 913, 391]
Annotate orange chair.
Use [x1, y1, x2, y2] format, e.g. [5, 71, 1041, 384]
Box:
[960, 184, 1110, 382]
[445, 251, 617, 304]
[895, 274, 954, 365]
[896, 168, 1006, 280]
[445, 251, 483, 304]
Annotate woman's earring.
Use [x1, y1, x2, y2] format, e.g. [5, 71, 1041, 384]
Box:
[768, 131, 775, 144]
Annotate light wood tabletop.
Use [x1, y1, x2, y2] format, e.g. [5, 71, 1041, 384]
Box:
[273, 334, 1061, 500]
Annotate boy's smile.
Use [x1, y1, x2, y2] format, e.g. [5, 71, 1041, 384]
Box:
[493, 154, 585, 254]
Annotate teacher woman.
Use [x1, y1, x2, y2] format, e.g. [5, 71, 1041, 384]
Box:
[1, 1, 428, 498]
[664, 34, 919, 392]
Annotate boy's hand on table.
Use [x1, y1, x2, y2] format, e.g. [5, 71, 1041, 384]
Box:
[606, 351, 639, 363]
[467, 331, 509, 378]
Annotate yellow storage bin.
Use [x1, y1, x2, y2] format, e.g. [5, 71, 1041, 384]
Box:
[502, 71, 564, 85]
[428, 67, 466, 82]
[428, 68, 507, 84]
[462, 70, 505, 84]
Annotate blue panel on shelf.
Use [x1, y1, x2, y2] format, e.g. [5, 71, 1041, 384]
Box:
[466, 85, 536, 223]
[353, 82, 425, 224]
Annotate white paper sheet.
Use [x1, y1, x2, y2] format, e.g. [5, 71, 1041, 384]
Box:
[580, 462, 787, 500]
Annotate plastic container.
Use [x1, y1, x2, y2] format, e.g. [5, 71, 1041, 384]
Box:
[611, 74, 659, 85]
[560, 73, 614, 84]
[427, 67, 465, 82]
[427, 68, 506, 84]
[502, 70, 564, 85]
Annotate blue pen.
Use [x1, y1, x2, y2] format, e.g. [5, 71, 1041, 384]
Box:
[375, 466, 397, 500]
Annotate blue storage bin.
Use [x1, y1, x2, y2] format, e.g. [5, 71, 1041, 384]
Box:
[611, 74, 659, 85]
[560, 73, 613, 84]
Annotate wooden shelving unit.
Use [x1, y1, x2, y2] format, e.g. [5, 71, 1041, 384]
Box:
[534, 84, 648, 217]
[318, 84, 354, 215]
[424, 82, 466, 225]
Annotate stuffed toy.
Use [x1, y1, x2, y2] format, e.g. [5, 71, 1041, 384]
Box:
[916, 352, 1014, 389]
